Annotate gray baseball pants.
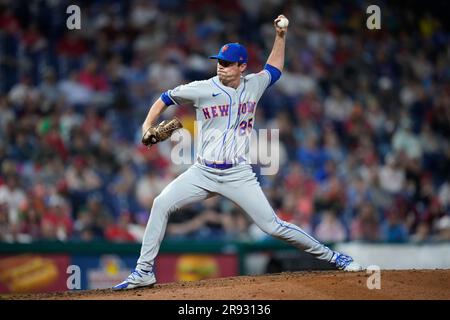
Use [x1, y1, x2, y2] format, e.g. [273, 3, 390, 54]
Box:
[137, 162, 335, 271]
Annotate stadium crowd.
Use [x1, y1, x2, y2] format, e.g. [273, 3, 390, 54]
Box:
[0, 0, 449, 244]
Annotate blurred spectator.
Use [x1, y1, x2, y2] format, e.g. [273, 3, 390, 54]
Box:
[65, 156, 102, 192]
[350, 203, 380, 242]
[38, 67, 60, 108]
[435, 216, 450, 241]
[58, 71, 93, 107]
[297, 135, 328, 175]
[73, 193, 113, 240]
[323, 86, 353, 135]
[322, 126, 345, 164]
[0, 203, 14, 242]
[59, 106, 83, 142]
[166, 197, 231, 239]
[78, 59, 110, 92]
[17, 199, 41, 242]
[0, 173, 26, 228]
[8, 75, 39, 106]
[276, 193, 297, 223]
[438, 178, 450, 210]
[419, 123, 442, 171]
[315, 175, 346, 215]
[109, 164, 139, 216]
[130, 0, 158, 29]
[380, 211, 409, 243]
[228, 207, 253, 241]
[346, 176, 372, 211]
[378, 154, 405, 195]
[410, 221, 431, 243]
[136, 170, 170, 210]
[91, 134, 120, 178]
[40, 194, 73, 241]
[392, 118, 422, 160]
[166, 206, 206, 238]
[148, 54, 184, 92]
[105, 211, 136, 242]
[73, 210, 97, 241]
[57, 32, 88, 58]
[314, 210, 347, 243]
[0, 96, 14, 131]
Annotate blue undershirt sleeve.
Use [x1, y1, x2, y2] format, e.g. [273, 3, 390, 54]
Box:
[160, 91, 175, 106]
[264, 64, 282, 87]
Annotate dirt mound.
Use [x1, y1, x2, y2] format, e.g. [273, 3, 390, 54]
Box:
[2, 270, 449, 300]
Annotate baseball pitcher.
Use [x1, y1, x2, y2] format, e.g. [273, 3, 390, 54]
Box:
[114, 15, 363, 290]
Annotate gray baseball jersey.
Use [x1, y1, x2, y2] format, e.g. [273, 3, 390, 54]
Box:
[166, 72, 269, 163]
[136, 70, 337, 274]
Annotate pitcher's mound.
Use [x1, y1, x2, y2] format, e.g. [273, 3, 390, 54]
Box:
[3, 270, 450, 300]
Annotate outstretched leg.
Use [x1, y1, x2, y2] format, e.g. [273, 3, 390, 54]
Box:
[219, 166, 362, 270]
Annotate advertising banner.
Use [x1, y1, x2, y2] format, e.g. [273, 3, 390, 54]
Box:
[70, 253, 239, 289]
[71, 254, 138, 290]
[0, 254, 70, 293]
[0, 252, 239, 292]
[155, 253, 238, 283]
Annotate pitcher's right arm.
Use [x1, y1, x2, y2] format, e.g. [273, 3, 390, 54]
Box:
[142, 98, 167, 137]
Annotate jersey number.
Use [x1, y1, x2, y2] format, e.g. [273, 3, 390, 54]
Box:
[239, 118, 253, 135]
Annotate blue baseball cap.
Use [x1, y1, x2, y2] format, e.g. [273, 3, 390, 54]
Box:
[209, 43, 248, 64]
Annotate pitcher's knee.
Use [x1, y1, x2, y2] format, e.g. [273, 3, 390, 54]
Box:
[151, 194, 175, 216]
[266, 228, 284, 238]
[258, 220, 283, 237]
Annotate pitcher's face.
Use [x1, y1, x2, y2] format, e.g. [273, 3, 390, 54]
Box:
[217, 59, 246, 83]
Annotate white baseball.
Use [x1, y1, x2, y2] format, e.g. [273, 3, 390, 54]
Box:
[277, 17, 289, 28]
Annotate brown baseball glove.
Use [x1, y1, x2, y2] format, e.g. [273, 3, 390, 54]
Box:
[141, 117, 183, 147]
